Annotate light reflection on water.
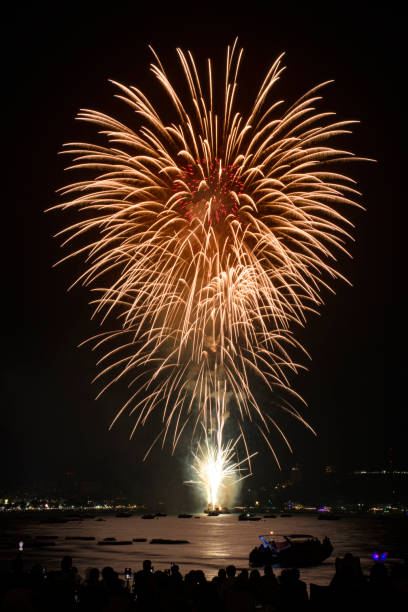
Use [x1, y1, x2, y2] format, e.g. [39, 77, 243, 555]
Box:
[1, 514, 406, 585]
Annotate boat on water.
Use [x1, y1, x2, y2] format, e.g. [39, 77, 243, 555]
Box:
[141, 514, 156, 519]
[24, 541, 57, 548]
[249, 533, 333, 568]
[205, 506, 230, 515]
[116, 511, 132, 518]
[178, 513, 193, 518]
[98, 540, 133, 546]
[150, 538, 190, 544]
[239, 513, 261, 521]
[206, 506, 221, 516]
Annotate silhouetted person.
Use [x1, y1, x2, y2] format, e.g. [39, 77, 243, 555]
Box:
[102, 566, 133, 612]
[61, 556, 73, 571]
[210, 568, 227, 610]
[133, 560, 155, 611]
[47, 555, 78, 611]
[277, 568, 308, 611]
[225, 564, 236, 590]
[28, 564, 49, 611]
[260, 564, 279, 608]
[193, 569, 213, 612]
[366, 562, 391, 609]
[226, 568, 255, 612]
[169, 564, 182, 581]
[184, 570, 198, 609]
[8, 556, 26, 587]
[1, 556, 33, 611]
[217, 564, 236, 605]
[237, 568, 249, 583]
[248, 569, 262, 606]
[208, 572, 224, 611]
[167, 562, 183, 607]
[390, 560, 408, 606]
[330, 554, 366, 610]
[331, 554, 365, 588]
[151, 570, 171, 611]
[79, 568, 105, 611]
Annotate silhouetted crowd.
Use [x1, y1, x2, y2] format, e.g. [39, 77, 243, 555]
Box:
[0, 553, 407, 611]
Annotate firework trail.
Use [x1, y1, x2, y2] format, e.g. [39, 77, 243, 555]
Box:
[51, 41, 365, 504]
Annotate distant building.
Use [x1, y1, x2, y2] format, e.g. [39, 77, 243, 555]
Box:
[289, 464, 303, 484]
[353, 470, 408, 476]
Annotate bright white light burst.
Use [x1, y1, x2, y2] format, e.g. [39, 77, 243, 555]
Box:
[188, 434, 256, 510]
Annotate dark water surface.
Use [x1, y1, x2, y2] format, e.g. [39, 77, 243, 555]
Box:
[1, 514, 406, 585]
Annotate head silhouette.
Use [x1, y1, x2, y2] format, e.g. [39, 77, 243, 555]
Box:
[226, 565, 236, 578]
[61, 556, 72, 571]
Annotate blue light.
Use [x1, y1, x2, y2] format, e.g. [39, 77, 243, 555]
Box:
[372, 551, 388, 562]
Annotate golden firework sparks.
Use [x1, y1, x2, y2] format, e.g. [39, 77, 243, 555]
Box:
[50, 40, 367, 480]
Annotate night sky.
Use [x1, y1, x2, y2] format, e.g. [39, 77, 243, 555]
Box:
[3, 4, 400, 499]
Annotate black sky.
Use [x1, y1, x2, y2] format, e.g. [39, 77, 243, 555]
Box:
[2, 3, 401, 497]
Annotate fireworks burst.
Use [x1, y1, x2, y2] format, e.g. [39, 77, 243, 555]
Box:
[188, 433, 256, 511]
[51, 40, 365, 496]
